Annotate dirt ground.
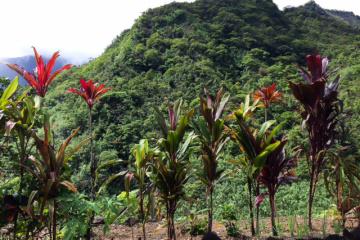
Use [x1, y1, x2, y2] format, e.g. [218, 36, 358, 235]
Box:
[93, 217, 359, 240]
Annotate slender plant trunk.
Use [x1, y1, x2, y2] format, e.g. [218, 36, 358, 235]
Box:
[308, 168, 318, 230]
[13, 213, 18, 240]
[13, 134, 27, 240]
[19, 134, 25, 190]
[335, 162, 345, 226]
[247, 178, 255, 236]
[308, 172, 314, 230]
[269, 191, 278, 236]
[131, 225, 134, 240]
[87, 108, 95, 240]
[255, 183, 260, 235]
[89, 108, 95, 199]
[256, 108, 268, 234]
[52, 200, 57, 240]
[139, 187, 146, 240]
[166, 200, 177, 240]
[207, 185, 213, 233]
[149, 190, 156, 221]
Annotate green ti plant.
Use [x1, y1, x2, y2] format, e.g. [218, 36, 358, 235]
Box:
[124, 139, 157, 240]
[192, 88, 229, 232]
[226, 95, 281, 236]
[253, 83, 282, 233]
[0, 77, 40, 238]
[23, 114, 88, 240]
[1, 77, 39, 187]
[324, 147, 360, 225]
[152, 99, 196, 240]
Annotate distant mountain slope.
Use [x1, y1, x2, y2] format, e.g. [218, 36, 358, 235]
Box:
[326, 10, 360, 28]
[0, 55, 71, 85]
[45, 0, 360, 165]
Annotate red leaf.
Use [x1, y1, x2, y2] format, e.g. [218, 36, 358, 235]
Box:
[67, 79, 110, 109]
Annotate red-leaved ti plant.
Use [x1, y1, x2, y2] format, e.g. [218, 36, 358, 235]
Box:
[67, 79, 110, 239]
[7, 47, 72, 97]
[67, 79, 110, 109]
[289, 54, 341, 229]
[253, 83, 282, 109]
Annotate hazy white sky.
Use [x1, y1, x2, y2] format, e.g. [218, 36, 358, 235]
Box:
[0, 0, 358, 63]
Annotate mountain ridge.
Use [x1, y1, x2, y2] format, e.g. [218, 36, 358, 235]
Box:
[0, 55, 71, 85]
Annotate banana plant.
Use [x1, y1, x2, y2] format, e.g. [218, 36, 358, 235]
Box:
[24, 114, 88, 240]
[192, 88, 229, 232]
[152, 99, 195, 240]
[289, 54, 341, 229]
[226, 95, 281, 236]
[124, 139, 157, 240]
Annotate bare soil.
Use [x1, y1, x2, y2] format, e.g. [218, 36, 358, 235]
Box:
[93, 217, 359, 240]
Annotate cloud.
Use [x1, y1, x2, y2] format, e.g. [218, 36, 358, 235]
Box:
[0, 0, 194, 62]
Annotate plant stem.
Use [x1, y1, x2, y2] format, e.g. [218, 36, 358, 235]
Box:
[247, 178, 255, 236]
[207, 185, 213, 232]
[255, 107, 268, 235]
[255, 183, 260, 235]
[269, 191, 278, 236]
[87, 108, 95, 240]
[90, 108, 95, 199]
[140, 185, 146, 240]
[13, 213, 17, 240]
[53, 200, 57, 240]
[308, 170, 318, 230]
[167, 200, 177, 240]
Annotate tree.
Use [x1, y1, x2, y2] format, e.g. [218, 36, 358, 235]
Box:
[25, 114, 87, 240]
[253, 83, 282, 233]
[227, 95, 281, 236]
[289, 54, 341, 229]
[256, 138, 299, 236]
[125, 139, 156, 240]
[67, 79, 110, 239]
[192, 88, 229, 232]
[152, 99, 195, 240]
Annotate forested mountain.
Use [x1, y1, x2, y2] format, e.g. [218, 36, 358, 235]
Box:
[48, 0, 359, 156]
[327, 10, 360, 28]
[41, 0, 360, 215]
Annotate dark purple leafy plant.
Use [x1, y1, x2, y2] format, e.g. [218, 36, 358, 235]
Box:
[289, 54, 341, 229]
[256, 138, 299, 236]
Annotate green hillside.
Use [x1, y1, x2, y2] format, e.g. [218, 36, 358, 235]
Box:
[48, 0, 360, 160]
[37, 0, 359, 224]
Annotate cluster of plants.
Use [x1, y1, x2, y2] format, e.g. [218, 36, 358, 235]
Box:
[1, 1, 360, 239]
[0, 43, 358, 240]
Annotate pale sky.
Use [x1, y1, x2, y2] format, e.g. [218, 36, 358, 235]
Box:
[0, 0, 358, 63]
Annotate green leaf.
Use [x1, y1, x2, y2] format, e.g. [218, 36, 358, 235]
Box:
[254, 141, 281, 168]
[0, 76, 18, 105]
[265, 121, 286, 146]
[257, 120, 276, 143]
